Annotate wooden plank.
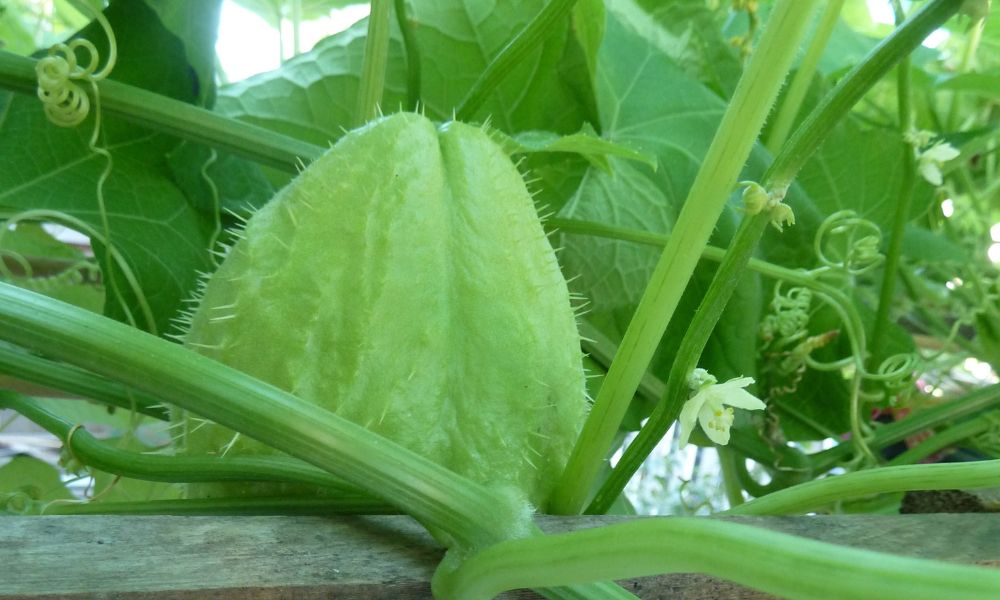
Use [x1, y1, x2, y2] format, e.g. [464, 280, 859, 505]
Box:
[2, 514, 999, 599]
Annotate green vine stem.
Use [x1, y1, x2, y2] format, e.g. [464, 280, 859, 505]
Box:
[354, 0, 392, 126]
[435, 516, 1000, 600]
[550, 0, 818, 516]
[811, 383, 1000, 472]
[764, 0, 962, 189]
[765, 0, 845, 152]
[394, 0, 422, 111]
[945, 12, 986, 131]
[717, 447, 747, 507]
[869, 0, 917, 369]
[550, 218, 1000, 479]
[0, 344, 168, 420]
[0, 282, 503, 550]
[455, 0, 578, 121]
[0, 51, 322, 172]
[886, 414, 998, 467]
[0, 390, 379, 493]
[586, 211, 773, 514]
[725, 459, 1000, 516]
[0, 283, 633, 600]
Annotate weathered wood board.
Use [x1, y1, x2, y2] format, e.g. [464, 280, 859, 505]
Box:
[2, 514, 999, 599]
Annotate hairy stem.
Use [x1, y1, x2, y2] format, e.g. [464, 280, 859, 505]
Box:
[42, 496, 393, 516]
[765, 0, 845, 152]
[886, 414, 997, 467]
[438, 517, 1000, 600]
[586, 211, 772, 514]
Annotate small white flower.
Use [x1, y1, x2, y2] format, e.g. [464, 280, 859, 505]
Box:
[915, 141, 959, 187]
[678, 369, 766, 446]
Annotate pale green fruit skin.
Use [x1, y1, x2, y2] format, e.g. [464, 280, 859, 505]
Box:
[181, 113, 586, 509]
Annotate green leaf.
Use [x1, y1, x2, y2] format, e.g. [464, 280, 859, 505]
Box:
[936, 71, 1000, 98]
[142, 0, 224, 106]
[0, 224, 103, 311]
[901, 224, 971, 263]
[0, 0, 215, 335]
[633, 0, 742, 98]
[0, 455, 75, 513]
[556, 0, 762, 399]
[216, 0, 594, 144]
[571, 0, 605, 78]
[796, 118, 936, 231]
[496, 125, 656, 173]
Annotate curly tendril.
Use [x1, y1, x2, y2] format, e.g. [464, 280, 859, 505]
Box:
[27, 11, 159, 333]
[814, 210, 884, 276]
[35, 13, 117, 130]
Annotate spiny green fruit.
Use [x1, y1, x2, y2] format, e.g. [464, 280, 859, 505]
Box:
[179, 112, 587, 509]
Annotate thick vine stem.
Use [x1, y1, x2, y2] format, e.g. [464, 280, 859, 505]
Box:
[0, 391, 381, 494]
[586, 211, 772, 514]
[394, 0, 421, 110]
[724, 459, 1000, 516]
[0, 283, 505, 550]
[550, 0, 818, 515]
[436, 516, 1000, 600]
[765, 0, 846, 152]
[0, 284, 634, 600]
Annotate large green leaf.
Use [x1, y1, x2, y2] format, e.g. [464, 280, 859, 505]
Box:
[216, 0, 594, 145]
[556, 0, 763, 398]
[633, 0, 742, 98]
[796, 119, 936, 231]
[216, 20, 407, 147]
[0, 0, 215, 335]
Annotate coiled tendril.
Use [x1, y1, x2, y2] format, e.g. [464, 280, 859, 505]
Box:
[35, 11, 117, 130]
[814, 210, 884, 276]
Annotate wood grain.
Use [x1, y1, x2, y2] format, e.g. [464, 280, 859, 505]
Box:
[2, 514, 999, 599]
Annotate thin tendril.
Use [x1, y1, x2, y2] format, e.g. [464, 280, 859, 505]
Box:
[31, 10, 158, 333]
[201, 149, 223, 268]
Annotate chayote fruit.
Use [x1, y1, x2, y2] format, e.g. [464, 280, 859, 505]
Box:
[180, 113, 587, 509]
